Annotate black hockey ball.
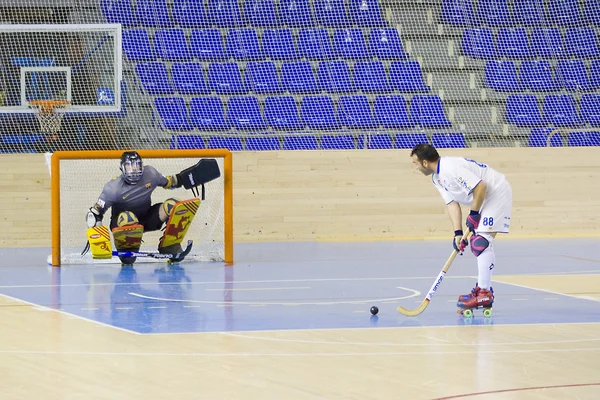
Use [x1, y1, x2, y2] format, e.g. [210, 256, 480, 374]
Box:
[370, 306, 379, 315]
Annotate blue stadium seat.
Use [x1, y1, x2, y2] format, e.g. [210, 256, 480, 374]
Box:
[208, 0, 243, 27]
[227, 96, 267, 130]
[547, 0, 582, 27]
[333, 29, 369, 60]
[354, 61, 391, 94]
[301, 96, 341, 130]
[484, 61, 523, 92]
[556, 60, 593, 92]
[171, 63, 211, 95]
[298, 29, 335, 60]
[349, 0, 387, 27]
[190, 97, 230, 130]
[321, 134, 355, 149]
[170, 135, 205, 149]
[226, 29, 264, 61]
[389, 61, 430, 93]
[317, 61, 355, 94]
[173, 0, 210, 28]
[565, 28, 600, 58]
[368, 28, 409, 60]
[279, 0, 315, 27]
[528, 128, 562, 147]
[135, 62, 174, 95]
[374, 96, 412, 128]
[461, 28, 496, 59]
[432, 133, 466, 148]
[101, 0, 137, 27]
[208, 136, 243, 151]
[513, 0, 547, 26]
[208, 63, 247, 95]
[410, 95, 452, 128]
[243, 0, 280, 27]
[543, 94, 582, 127]
[530, 28, 565, 59]
[281, 62, 319, 94]
[262, 29, 301, 60]
[580, 94, 600, 126]
[154, 29, 192, 61]
[190, 29, 227, 61]
[567, 131, 600, 146]
[154, 97, 193, 131]
[122, 29, 155, 61]
[496, 28, 531, 59]
[584, 0, 600, 26]
[441, 0, 477, 26]
[246, 136, 281, 150]
[476, 0, 512, 27]
[245, 62, 284, 94]
[283, 135, 319, 150]
[264, 96, 305, 130]
[506, 95, 544, 127]
[590, 60, 600, 89]
[136, 0, 173, 27]
[359, 134, 393, 149]
[314, 0, 351, 28]
[520, 61, 560, 92]
[338, 96, 376, 129]
[395, 133, 428, 149]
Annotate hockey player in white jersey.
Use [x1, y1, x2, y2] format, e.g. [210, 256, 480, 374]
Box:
[410, 144, 513, 312]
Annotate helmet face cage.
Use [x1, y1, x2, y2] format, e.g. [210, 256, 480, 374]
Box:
[120, 152, 143, 184]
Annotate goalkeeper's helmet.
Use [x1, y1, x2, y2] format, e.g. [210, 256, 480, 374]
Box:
[120, 151, 143, 184]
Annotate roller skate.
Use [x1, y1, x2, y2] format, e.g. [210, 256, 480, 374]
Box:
[457, 286, 494, 318]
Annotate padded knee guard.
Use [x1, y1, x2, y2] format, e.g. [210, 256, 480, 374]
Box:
[470, 233, 492, 257]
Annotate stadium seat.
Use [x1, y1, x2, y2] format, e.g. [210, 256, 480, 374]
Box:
[262, 29, 301, 60]
[476, 0, 512, 27]
[246, 136, 281, 150]
[300, 96, 341, 130]
[153, 29, 192, 61]
[358, 134, 393, 149]
[496, 28, 531, 59]
[530, 28, 565, 59]
[389, 61, 430, 93]
[226, 29, 264, 61]
[565, 28, 600, 58]
[208, 136, 243, 151]
[374, 96, 412, 128]
[505, 95, 545, 127]
[243, 0, 280, 27]
[227, 96, 267, 130]
[171, 63, 211, 95]
[245, 62, 284, 94]
[349, 0, 387, 27]
[298, 29, 335, 60]
[283, 135, 319, 150]
[590, 60, 600, 89]
[154, 97, 193, 131]
[135, 62, 174, 95]
[264, 96, 305, 130]
[190, 29, 228, 61]
[368, 28, 409, 60]
[122, 29, 155, 61]
[279, 0, 315, 27]
[338, 96, 376, 129]
[529, 128, 563, 147]
[101, 0, 137, 27]
[583, 0, 600, 26]
[208, 63, 247, 95]
[547, 0, 582, 27]
[208, 0, 243, 27]
[173, 0, 210, 28]
[190, 97, 230, 130]
[317, 61, 355, 94]
[520, 61, 560, 92]
[333, 29, 369, 60]
[567, 131, 600, 146]
[170, 135, 205, 149]
[314, 0, 351, 28]
[281, 62, 319, 94]
[484, 61, 523, 92]
[556, 60, 593, 92]
[461, 28, 496, 59]
[441, 0, 477, 26]
[580, 94, 600, 126]
[320, 134, 355, 149]
[410, 95, 452, 128]
[543, 94, 582, 127]
[432, 133, 466, 148]
[136, 0, 173, 27]
[512, 0, 547, 26]
[354, 61, 391, 94]
[395, 133, 428, 149]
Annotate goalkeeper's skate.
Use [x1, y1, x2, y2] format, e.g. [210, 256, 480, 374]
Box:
[457, 286, 494, 318]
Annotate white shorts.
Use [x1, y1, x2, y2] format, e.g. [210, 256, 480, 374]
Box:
[478, 183, 512, 234]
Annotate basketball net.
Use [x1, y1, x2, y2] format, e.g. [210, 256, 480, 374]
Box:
[28, 99, 70, 136]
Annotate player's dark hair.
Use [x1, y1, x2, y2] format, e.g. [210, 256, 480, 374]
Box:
[410, 144, 440, 162]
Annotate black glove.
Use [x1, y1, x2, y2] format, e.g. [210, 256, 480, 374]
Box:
[453, 230, 467, 253]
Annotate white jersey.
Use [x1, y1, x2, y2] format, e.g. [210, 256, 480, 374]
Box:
[432, 156, 509, 206]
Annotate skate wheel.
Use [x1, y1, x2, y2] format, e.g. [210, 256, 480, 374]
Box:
[463, 309, 473, 318]
[483, 308, 492, 318]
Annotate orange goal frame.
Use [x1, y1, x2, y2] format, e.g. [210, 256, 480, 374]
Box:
[51, 149, 233, 266]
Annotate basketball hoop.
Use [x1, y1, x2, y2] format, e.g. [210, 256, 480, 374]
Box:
[29, 99, 70, 136]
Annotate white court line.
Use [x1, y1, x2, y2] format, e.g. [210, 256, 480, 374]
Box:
[495, 280, 600, 303]
[206, 286, 310, 291]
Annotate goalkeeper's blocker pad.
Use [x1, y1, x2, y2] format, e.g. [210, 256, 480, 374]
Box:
[86, 226, 113, 259]
[179, 159, 221, 199]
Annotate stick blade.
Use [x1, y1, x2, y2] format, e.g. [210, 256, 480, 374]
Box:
[397, 299, 430, 317]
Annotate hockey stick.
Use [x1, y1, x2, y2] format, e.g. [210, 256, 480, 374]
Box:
[397, 231, 472, 317]
[112, 240, 193, 261]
